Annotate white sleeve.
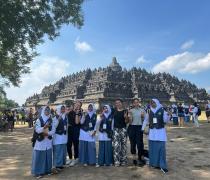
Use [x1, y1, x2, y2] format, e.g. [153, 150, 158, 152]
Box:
[163, 111, 170, 123]
[95, 119, 102, 131]
[35, 119, 44, 134]
[48, 117, 58, 136]
[80, 115, 85, 124]
[141, 113, 149, 131]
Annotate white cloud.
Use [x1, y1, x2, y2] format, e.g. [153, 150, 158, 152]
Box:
[181, 40, 194, 50]
[5, 56, 70, 105]
[136, 56, 150, 64]
[152, 51, 210, 74]
[206, 87, 210, 93]
[74, 37, 93, 53]
[181, 53, 210, 73]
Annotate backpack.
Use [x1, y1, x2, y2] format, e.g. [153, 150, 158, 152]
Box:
[197, 107, 201, 116]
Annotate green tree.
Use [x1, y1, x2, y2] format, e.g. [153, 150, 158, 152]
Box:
[0, 0, 84, 88]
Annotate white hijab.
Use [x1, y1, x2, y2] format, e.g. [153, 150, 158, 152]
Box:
[103, 105, 112, 118]
[41, 106, 51, 123]
[87, 103, 96, 118]
[151, 98, 163, 113]
[56, 105, 66, 119]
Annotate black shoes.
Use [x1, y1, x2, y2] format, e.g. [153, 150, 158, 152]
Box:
[133, 160, 137, 165]
[161, 168, 168, 174]
[137, 160, 146, 167]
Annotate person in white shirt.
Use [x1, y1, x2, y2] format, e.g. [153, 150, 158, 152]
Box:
[79, 103, 97, 166]
[96, 105, 114, 167]
[52, 105, 68, 170]
[193, 102, 199, 128]
[142, 99, 170, 174]
[31, 106, 54, 178]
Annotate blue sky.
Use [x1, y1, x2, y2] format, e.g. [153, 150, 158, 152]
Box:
[6, 0, 210, 104]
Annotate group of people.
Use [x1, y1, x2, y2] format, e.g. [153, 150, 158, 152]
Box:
[0, 110, 16, 132]
[0, 108, 36, 132]
[31, 98, 171, 178]
[170, 102, 205, 128]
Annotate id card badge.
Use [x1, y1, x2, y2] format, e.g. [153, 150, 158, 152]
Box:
[64, 125, 67, 131]
[89, 122, 93, 128]
[103, 123, 107, 129]
[153, 117, 157, 124]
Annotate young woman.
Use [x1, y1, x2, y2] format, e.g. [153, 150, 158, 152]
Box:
[52, 105, 68, 170]
[178, 103, 185, 127]
[193, 102, 200, 128]
[171, 104, 178, 125]
[113, 99, 129, 167]
[96, 105, 114, 167]
[79, 103, 97, 166]
[184, 105, 190, 123]
[66, 101, 82, 166]
[128, 98, 146, 166]
[142, 99, 170, 174]
[31, 106, 54, 178]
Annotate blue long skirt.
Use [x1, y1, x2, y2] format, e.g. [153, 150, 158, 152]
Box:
[53, 144, 67, 167]
[149, 140, 167, 169]
[79, 140, 96, 165]
[31, 149, 52, 176]
[98, 141, 113, 166]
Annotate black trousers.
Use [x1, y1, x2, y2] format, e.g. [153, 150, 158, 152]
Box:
[67, 127, 79, 159]
[128, 125, 144, 160]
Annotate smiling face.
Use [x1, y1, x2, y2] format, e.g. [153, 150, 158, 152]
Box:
[88, 104, 93, 112]
[103, 106, 108, 113]
[133, 99, 140, 108]
[151, 100, 157, 109]
[61, 106, 66, 114]
[44, 107, 50, 116]
[74, 101, 82, 110]
[115, 100, 123, 109]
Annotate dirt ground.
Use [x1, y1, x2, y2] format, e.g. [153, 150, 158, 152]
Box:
[0, 119, 210, 180]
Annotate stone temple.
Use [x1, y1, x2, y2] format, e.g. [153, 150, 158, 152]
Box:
[25, 57, 209, 109]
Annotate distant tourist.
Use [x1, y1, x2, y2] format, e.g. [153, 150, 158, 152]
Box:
[31, 106, 53, 178]
[193, 102, 200, 128]
[205, 101, 210, 123]
[184, 105, 190, 123]
[171, 104, 178, 125]
[96, 105, 114, 167]
[112, 99, 129, 167]
[28, 108, 34, 128]
[127, 98, 146, 166]
[7, 110, 14, 132]
[20, 109, 26, 125]
[189, 105, 194, 122]
[178, 103, 185, 127]
[142, 98, 170, 174]
[79, 103, 97, 166]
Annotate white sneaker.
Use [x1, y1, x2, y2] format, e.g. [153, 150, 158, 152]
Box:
[69, 158, 79, 167]
[96, 164, 100, 168]
[66, 159, 73, 165]
[84, 164, 88, 167]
